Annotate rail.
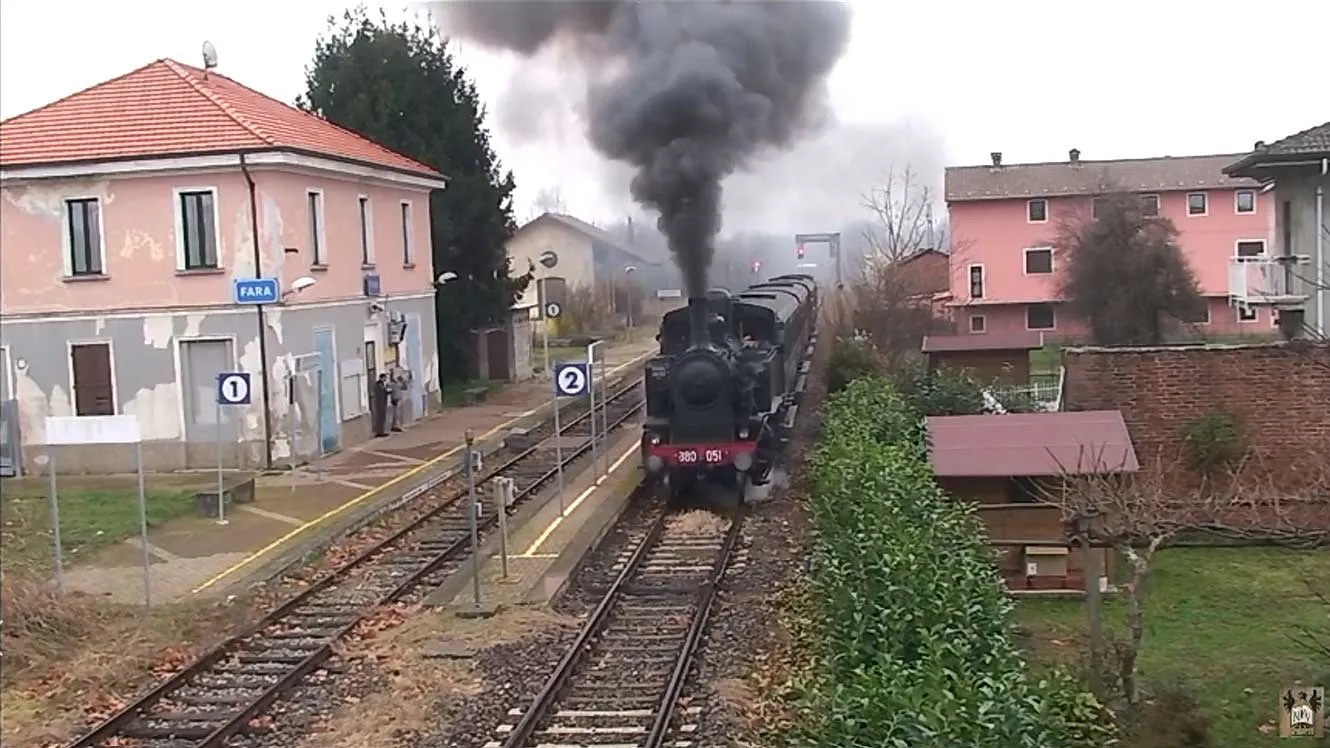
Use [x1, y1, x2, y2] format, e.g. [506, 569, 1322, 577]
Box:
[501, 504, 746, 748]
[65, 375, 646, 748]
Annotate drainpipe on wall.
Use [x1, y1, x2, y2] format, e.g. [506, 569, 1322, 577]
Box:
[240, 153, 275, 469]
[1317, 157, 1327, 337]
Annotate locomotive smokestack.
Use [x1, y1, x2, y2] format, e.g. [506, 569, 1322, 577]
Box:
[687, 297, 709, 346]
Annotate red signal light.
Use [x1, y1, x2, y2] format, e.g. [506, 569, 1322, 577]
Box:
[796, 244, 805, 259]
[752, 260, 761, 273]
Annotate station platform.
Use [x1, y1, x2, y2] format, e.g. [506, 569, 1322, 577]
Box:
[61, 339, 657, 604]
[426, 427, 646, 613]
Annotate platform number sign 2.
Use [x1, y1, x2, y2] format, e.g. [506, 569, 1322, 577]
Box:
[216, 372, 253, 406]
[553, 362, 589, 397]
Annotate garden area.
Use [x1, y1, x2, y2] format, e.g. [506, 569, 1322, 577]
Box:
[775, 373, 1328, 747]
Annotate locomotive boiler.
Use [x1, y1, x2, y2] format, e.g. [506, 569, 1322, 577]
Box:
[641, 274, 817, 502]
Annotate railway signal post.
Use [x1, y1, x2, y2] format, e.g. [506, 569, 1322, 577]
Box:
[794, 231, 843, 288]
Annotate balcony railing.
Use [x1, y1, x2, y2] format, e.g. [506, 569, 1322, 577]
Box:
[1228, 255, 1312, 307]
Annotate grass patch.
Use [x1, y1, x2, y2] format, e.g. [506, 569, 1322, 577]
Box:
[1031, 344, 1063, 375]
[1017, 546, 1330, 746]
[1, 476, 200, 570]
[438, 378, 495, 407]
[533, 346, 590, 373]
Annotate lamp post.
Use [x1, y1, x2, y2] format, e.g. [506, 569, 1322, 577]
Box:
[623, 265, 637, 328]
[537, 251, 559, 376]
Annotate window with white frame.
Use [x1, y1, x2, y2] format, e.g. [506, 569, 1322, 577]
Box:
[64, 197, 104, 276]
[968, 314, 986, 333]
[1235, 190, 1256, 214]
[1091, 196, 1109, 219]
[178, 189, 219, 270]
[1237, 303, 1258, 322]
[1026, 302, 1056, 330]
[1186, 192, 1207, 216]
[1027, 199, 1047, 223]
[358, 196, 374, 265]
[308, 190, 326, 265]
[1140, 194, 1160, 217]
[1024, 247, 1053, 274]
[968, 265, 985, 299]
[400, 201, 414, 265]
[1236, 240, 1266, 258]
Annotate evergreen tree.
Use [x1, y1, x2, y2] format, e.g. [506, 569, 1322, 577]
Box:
[299, 7, 530, 383]
[1055, 191, 1206, 345]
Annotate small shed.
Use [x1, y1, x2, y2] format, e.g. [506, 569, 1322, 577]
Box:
[926, 410, 1139, 595]
[922, 330, 1044, 384]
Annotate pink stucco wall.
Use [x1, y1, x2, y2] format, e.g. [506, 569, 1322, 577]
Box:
[948, 189, 1277, 338]
[0, 167, 433, 315]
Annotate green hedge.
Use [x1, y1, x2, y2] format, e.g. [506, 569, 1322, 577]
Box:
[792, 377, 1115, 747]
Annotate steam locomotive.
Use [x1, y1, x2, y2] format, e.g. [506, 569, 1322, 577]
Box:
[641, 274, 818, 502]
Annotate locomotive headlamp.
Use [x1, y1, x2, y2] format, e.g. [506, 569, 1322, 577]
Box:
[734, 450, 754, 472]
[738, 427, 749, 439]
[648, 433, 661, 445]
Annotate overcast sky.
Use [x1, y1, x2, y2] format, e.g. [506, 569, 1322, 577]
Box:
[3, 0, 1326, 234]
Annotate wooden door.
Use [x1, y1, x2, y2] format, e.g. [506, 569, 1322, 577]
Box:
[71, 343, 114, 416]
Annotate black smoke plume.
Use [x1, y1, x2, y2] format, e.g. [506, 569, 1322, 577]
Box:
[434, 1, 852, 296]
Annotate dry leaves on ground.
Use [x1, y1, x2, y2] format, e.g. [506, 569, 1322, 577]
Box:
[1, 567, 259, 748]
[297, 603, 579, 748]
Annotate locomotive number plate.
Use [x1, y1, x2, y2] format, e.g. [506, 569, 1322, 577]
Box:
[675, 448, 726, 464]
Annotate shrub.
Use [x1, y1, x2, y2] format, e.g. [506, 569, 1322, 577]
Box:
[904, 366, 989, 416]
[826, 332, 883, 394]
[1181, 407, 1246, 474]
[1120, 682, 1213, 748]
[792, 377, 1114, 747]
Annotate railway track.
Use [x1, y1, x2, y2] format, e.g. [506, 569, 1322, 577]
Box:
[490, 501, 745, 748]
[65, 376, 647, 748]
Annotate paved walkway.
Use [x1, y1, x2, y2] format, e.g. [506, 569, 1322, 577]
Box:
[64, 337, 658, 605]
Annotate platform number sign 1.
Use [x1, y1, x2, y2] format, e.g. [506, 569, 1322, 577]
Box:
[553, 362, 589, 397]
[216, 372, 253, 406]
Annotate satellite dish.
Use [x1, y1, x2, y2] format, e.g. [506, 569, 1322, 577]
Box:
[202, 41, 219, 70]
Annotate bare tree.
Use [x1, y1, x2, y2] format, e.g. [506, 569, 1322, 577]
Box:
[859, 163, 947, 272]
[835, 164, 960, 375]
[1041, 451, 1330, 706]
[1055, 191, 1207, 345]
[528, 186, 568, 221]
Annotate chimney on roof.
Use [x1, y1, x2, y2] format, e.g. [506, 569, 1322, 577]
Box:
[1069, 148, 1081, 165]
[990, 152, 1002, 167]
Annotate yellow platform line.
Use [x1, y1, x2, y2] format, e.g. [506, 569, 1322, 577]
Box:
[519, 442, 639, 557]
[190, 353, 650, 595]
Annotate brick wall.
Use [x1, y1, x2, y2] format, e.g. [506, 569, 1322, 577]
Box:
[1063, 342, 1330, 465]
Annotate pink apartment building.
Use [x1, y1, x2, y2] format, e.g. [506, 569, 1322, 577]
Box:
[0, 58, 448, 474]
[944, 149, 1276, 340]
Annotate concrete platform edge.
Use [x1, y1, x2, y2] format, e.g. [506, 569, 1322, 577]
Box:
[525, 464, 644, 607]
[220, 362, 648, 596]
[421, 430, 644, 608]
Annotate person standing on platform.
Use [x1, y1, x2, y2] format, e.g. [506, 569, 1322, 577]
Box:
[388, 369, 406, 433]
[372, 373, 391, 437]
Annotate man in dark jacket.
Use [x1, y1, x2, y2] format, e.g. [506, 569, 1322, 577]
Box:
[371, 373, 391, 437]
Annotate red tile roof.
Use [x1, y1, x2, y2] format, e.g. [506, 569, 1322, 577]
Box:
[922, 331, 1045, 353]
[0, 59, 443, 178]
[926, 410, 1139, 477]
